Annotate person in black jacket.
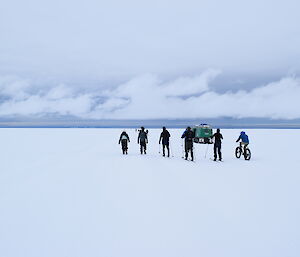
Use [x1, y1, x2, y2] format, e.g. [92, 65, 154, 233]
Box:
[159, 126, 171, 157]
[119, 130, 130, 154]
[181, 127, 195, 161]
[138, 127, 148, 154]
[211, 128, 223, 161]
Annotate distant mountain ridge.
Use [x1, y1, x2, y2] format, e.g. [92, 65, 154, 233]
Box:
[1, 117, 300, 128]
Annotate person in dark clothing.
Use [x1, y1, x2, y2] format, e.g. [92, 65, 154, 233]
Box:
[119, 130, 130, 154]
[211, 128, 223, 161]
[159, 126, 171, 157]
[138, 127, 148, 154]
[181, 126, 195, 161]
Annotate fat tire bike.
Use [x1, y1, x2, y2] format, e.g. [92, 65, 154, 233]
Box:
[235, 144, 251, 160]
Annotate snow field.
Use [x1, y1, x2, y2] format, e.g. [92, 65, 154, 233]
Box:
[0, 128, 299, 257]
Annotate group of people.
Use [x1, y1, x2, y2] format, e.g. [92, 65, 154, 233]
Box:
[118, 126, 249, 161]
[118, 126, 171, 156]
[180, 126, 227, 161]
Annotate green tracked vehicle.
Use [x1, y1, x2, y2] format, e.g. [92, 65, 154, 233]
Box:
[193, 124, 213, 144]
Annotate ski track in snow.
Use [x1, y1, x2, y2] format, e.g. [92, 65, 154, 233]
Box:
[0, 128, 299, 257]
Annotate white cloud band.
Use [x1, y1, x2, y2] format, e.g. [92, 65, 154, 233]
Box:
[0, 71, 299, 120]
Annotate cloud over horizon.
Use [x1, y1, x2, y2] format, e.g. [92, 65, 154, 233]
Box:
[0, 71, 299, 120]
[1, 0, 299, 121]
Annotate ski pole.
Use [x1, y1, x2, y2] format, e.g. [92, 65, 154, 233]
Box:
[181, 139, 184, 158]
[204, 143, 209, 158]
[169, 140, 174, 157]
[158, 143, 161, 154]
[193, 144, 196, 161]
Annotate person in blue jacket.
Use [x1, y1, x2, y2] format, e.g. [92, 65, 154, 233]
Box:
[236, 131, 249, 156]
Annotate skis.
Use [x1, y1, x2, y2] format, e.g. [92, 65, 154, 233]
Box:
[209, 158, 224, 163]
[161, 155, 172, 158]
[181, 156, 195, 162]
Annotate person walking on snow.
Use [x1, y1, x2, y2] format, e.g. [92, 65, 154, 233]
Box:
[181, 126, 195, 161]
[159, 127, 171, 157]
[119, 130, 130, 154]
[236, 131, 249, 156]
[138, 127, 148, 154]
[211, 128, 223, 161]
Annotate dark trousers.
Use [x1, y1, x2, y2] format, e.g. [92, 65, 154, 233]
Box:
[140, 141, 147, 154]
[214, 143, 222, 160]
[121, 139, 128, 154]
[162, 143, 170, 157]
[185, 141, 194, 160]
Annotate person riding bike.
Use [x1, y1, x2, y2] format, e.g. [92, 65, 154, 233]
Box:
[236, 131, 249, 156]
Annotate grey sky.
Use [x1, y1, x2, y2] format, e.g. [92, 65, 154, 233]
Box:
[0, 0, 300, 120]
[1, 0, 300, 81]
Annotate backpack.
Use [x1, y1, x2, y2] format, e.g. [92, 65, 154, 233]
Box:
[139, 131, 147, 142]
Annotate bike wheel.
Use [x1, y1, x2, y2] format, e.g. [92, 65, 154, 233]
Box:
[235, 147, 242, 158]
[244, 148, 251, 160]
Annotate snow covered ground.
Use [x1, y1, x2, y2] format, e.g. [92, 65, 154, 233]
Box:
[0, 128, 299, 257]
